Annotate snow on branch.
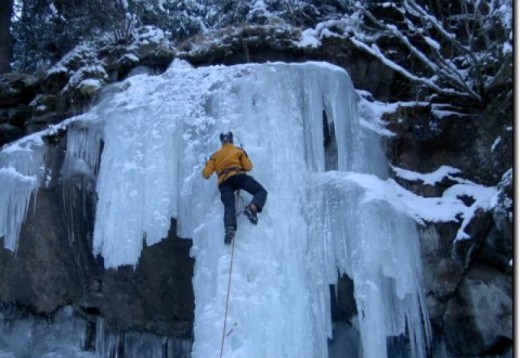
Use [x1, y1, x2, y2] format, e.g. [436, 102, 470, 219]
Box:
[349, 38, 468, 98]
[349, 0, 512, 102]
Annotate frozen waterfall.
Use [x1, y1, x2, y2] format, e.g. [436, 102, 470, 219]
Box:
[0, 60, 430, 357]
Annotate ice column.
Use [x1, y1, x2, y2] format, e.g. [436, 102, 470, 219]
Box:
[304, 67, 432, 358]
[189, 62, 347, 358]
[309, 174, 432, 357]
[0, 135, 45, 252]
[177, 61, 431, 358]
[88, 64, 217, 268]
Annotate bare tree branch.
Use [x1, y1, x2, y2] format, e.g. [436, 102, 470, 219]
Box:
[348, 0, 512, 102]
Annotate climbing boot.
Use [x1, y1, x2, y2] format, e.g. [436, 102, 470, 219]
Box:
[244, 204, 258, 225]
[224, 226, 235, 245]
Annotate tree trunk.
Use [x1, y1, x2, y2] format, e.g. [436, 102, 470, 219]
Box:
[0, 0, 14, 73]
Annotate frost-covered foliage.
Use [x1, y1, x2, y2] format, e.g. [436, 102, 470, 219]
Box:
[39, 25, 172, 100]
[11, 0, 512, 104]
[11, 0, 347, 71]
[344, 0, 513, 101]
[43, 41, 105, 97]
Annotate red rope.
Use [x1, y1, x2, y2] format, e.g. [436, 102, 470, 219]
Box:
[219, 234, 236, 358]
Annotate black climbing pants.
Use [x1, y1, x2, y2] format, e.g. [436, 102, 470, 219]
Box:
[219, 174, 267, 230]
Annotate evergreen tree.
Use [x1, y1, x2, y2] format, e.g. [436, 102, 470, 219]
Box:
[0, 0, 14, 73]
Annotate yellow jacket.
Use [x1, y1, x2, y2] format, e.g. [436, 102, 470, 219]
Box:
[202, 143, 253, 184]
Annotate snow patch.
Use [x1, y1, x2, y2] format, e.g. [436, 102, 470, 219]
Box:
[392, 165, 461, 185]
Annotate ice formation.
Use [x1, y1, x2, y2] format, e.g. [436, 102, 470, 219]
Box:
[0, 133, 46, 252]
[0, 60, 432, 357]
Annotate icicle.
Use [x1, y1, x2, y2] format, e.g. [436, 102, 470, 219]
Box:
[62, 119, 103, 182]
[0, 135, 45, 252]
[308, 172, 431, 358]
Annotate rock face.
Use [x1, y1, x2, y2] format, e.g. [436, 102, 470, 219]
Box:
[443, 265, 512, 355]
[381, 96, 513, 357]
[0, 186, 84, 313]
[0, 37, 513, 357]
[85, 224, 194, 338]
[0, 140, 194, 343]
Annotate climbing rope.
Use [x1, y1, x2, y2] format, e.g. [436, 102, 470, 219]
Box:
[219, 231, 236, 358]
[219, 190, 245, 357]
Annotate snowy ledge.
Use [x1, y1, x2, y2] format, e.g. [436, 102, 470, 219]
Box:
[313, 169, 498, 242]
[391, 165, 461, 186]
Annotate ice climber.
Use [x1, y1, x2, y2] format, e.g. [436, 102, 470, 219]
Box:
[202, 131, 267, 244]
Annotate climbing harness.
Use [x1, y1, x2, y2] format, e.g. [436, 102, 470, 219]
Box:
[217, 166, 244, 182]
[219, 228, 237, 358]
